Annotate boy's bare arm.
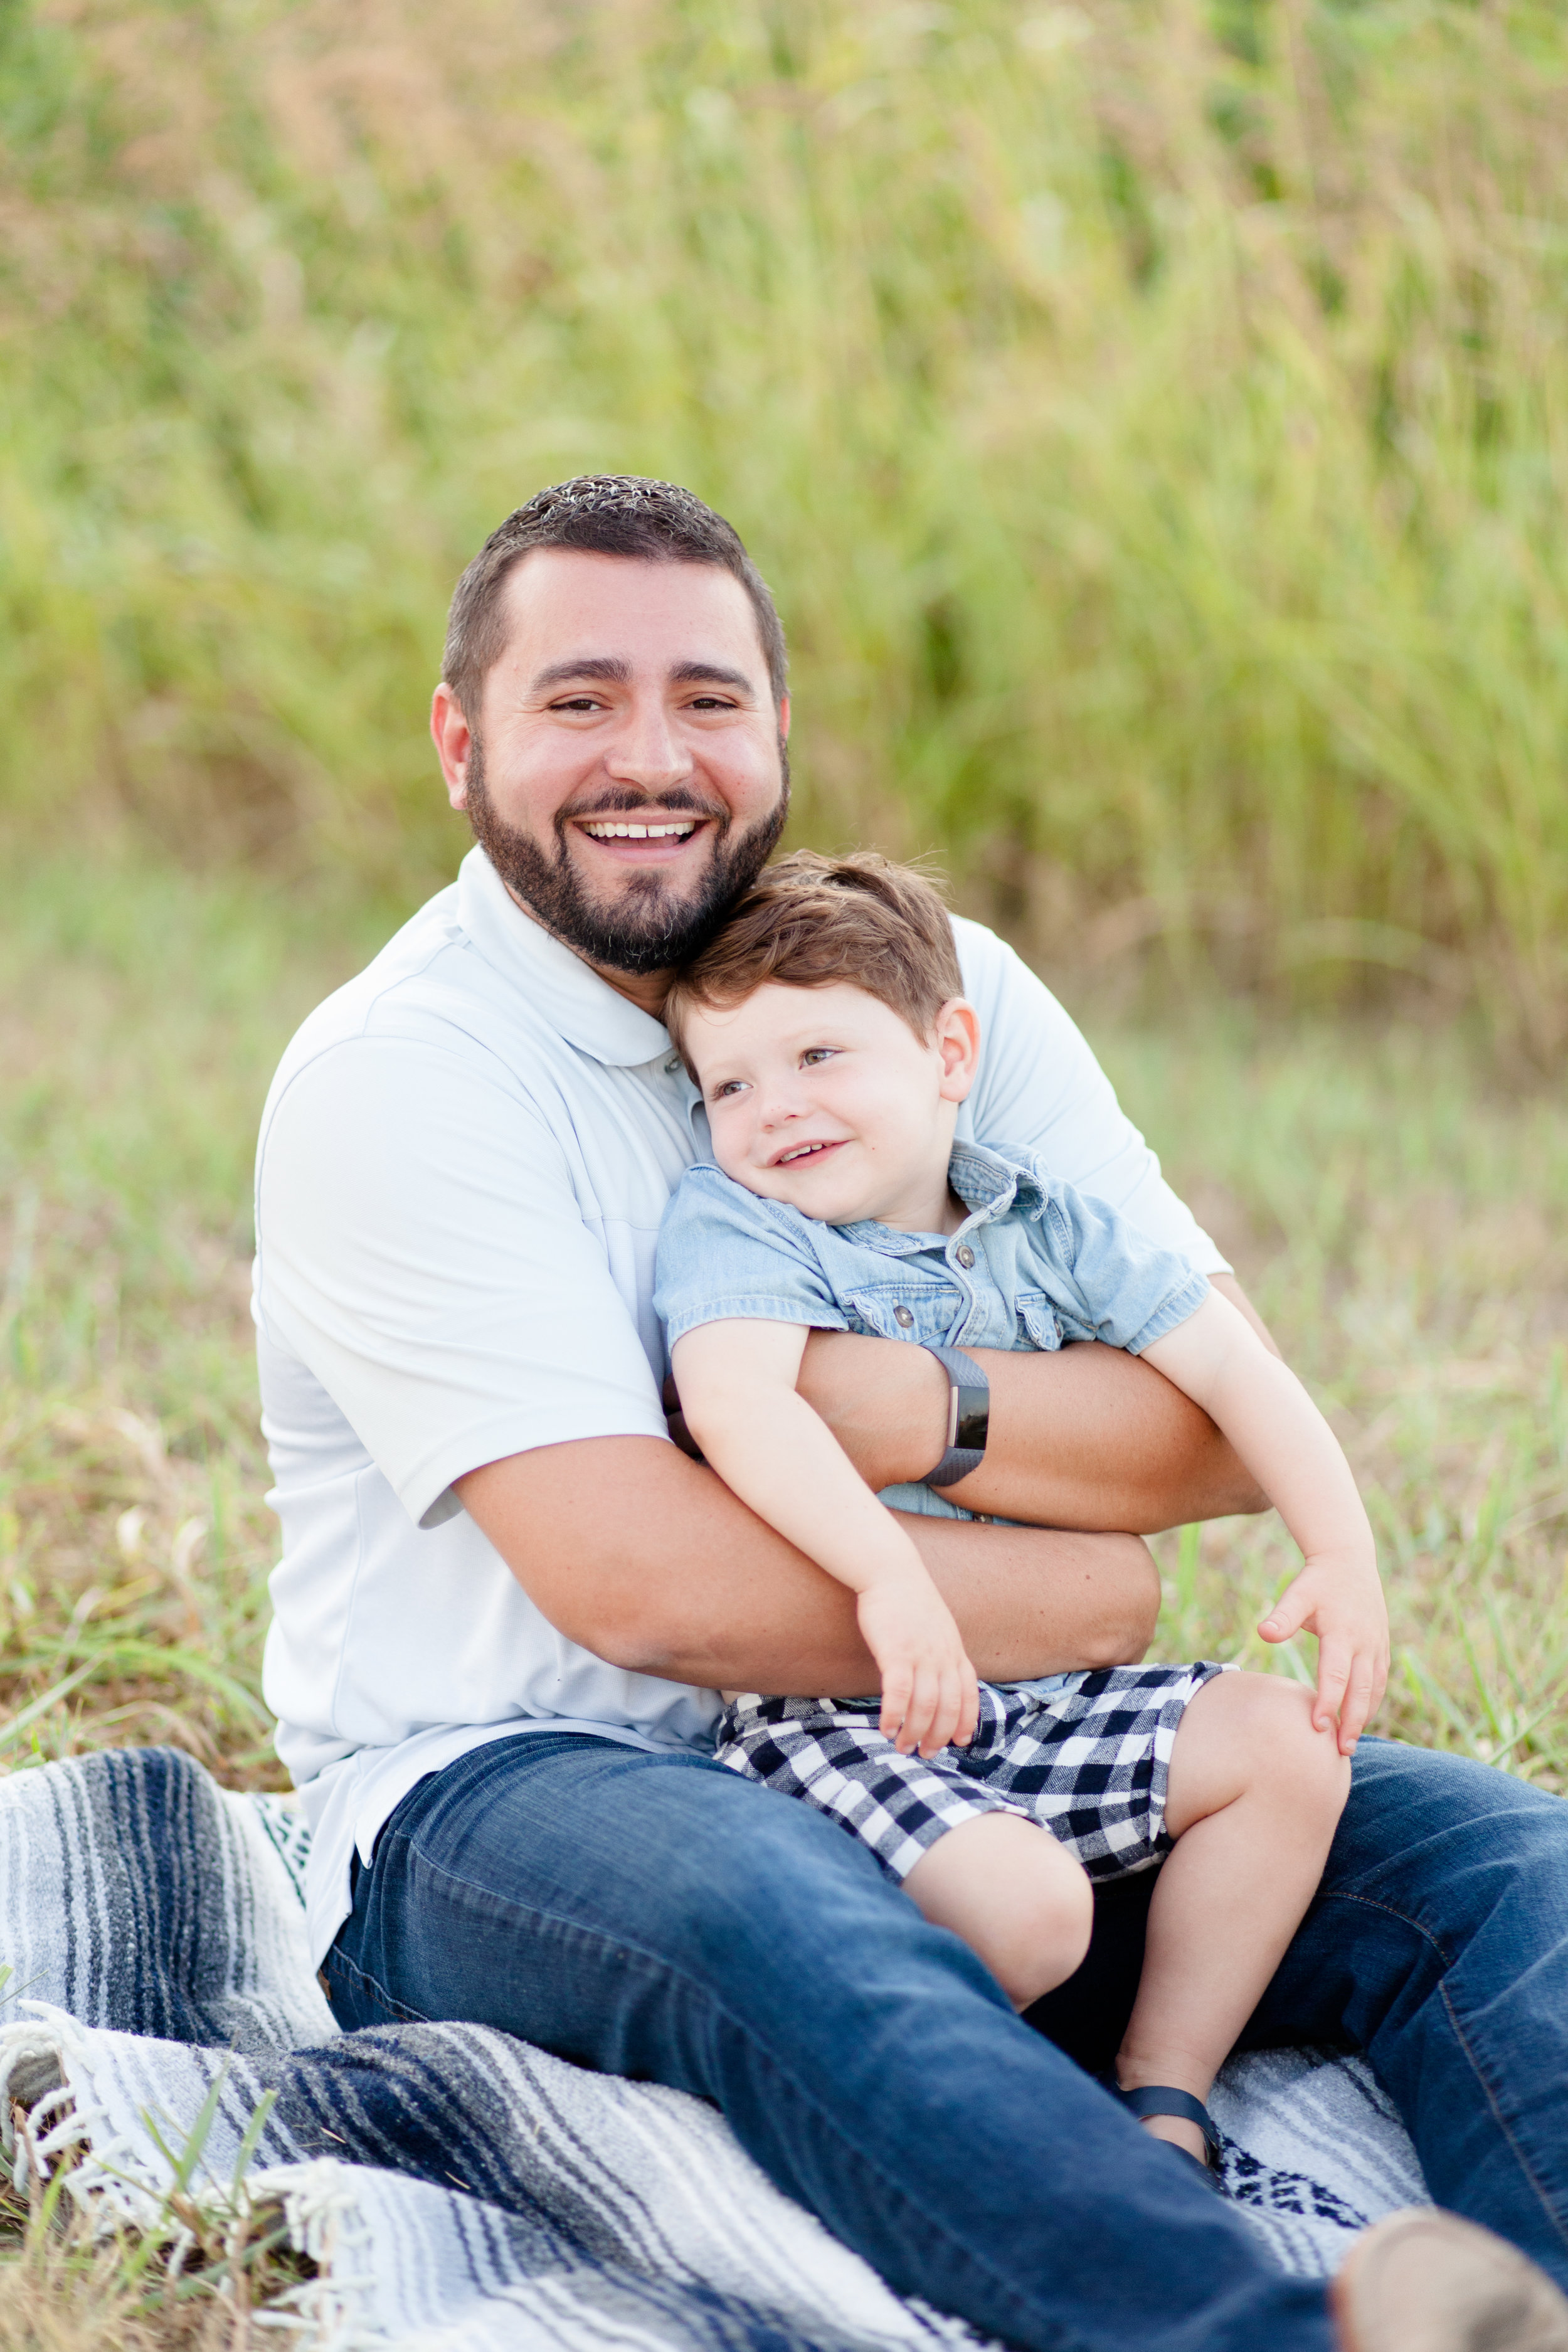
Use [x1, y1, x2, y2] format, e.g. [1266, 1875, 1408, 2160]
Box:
[673, 1318, 981, 1751]
[792, 1268, 1274, 1534]
[456, 1435, 1160, 1692]
[1142, 1291, 1387, 1749]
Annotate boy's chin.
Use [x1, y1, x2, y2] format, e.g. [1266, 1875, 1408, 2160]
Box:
[758, 1175, 879, 1226]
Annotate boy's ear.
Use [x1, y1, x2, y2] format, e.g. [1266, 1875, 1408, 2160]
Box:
[933, 999, 982, 1103]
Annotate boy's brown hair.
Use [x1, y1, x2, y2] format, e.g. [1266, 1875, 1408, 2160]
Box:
[665, 850, 963, 1070]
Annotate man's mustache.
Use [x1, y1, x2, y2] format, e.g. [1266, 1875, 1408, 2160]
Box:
[556, 789, 729, 829]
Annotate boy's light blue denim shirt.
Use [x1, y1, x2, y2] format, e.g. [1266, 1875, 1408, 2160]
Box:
[654, 1138, 1210, 1694]
[654, 1138, 1210, 1372]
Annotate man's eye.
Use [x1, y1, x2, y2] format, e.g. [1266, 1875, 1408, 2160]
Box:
[687, 696, 736, 711]
[551, 695, 603, 712]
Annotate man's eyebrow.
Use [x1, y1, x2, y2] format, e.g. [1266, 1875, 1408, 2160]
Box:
[529, 656, 758, 696]
[530, 656, 632, 692]
[667, 661, 757, 694]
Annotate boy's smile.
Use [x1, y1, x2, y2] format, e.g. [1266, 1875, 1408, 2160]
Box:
[682, 980, 981, 1234]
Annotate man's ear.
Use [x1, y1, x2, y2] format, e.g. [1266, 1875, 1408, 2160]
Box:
[431, 682, 474, 810]
[933, 998, 982, 1103]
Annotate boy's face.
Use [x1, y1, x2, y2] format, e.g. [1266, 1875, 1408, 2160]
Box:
[683, 981, 978, 1232]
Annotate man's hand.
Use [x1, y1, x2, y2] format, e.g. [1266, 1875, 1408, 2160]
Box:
[1259, 1552, 1390, 1754]
[856, 1572, 981, 1757]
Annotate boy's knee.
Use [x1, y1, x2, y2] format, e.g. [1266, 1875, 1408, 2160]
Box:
[1234, 1673, 1352, 1818]
[990, 1860, 1094, 2011]
[906, 1817, 1094, 2011]
[1177, 1669, 1350, 1834]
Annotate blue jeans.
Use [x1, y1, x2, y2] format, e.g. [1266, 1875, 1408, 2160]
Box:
[324, 1732, 1568, 2352]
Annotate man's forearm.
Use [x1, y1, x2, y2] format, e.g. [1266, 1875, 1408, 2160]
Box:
[456, 1437, 1160, 1693]
[797, 1296, 1273, 1534]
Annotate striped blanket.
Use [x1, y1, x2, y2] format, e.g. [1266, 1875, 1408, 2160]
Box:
[0, 1747, 1429, 2350]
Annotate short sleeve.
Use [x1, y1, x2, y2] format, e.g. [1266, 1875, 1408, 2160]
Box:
[255, 1036, 671, 1530]
[1036, 1174, 1212, 1355]
[654, 1167, 849, 1347]
[954, 920, 1231, 1275]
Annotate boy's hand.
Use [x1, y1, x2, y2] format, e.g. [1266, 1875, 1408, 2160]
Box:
[856, 1576, 980, 1758]
[1258, 1552, 1389, 1754]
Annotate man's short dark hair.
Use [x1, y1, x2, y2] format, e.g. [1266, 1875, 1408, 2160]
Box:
[442, 475, 788, 718]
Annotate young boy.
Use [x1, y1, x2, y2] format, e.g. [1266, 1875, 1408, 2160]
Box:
[653, 851, 1388, 2178]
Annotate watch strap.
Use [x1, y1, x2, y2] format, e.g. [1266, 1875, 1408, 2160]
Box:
[921, 1343, 990, 1489]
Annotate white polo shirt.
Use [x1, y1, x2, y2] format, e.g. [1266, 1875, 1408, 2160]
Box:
[253, 845, 1229, 1964]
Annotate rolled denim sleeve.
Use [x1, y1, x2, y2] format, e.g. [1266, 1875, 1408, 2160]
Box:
[654, 1165, 849, 1349]
[1036, 1170, 1210, 1354]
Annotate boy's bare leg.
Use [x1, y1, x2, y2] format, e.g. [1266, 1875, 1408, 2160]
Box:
[904, 1813, 1095, 2011]
[1117, 1671, 1352, 2163]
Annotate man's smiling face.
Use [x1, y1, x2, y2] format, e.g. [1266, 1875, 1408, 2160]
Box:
[430, 548, 790, 999]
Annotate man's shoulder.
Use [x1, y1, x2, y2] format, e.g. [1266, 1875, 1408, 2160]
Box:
[273, 883, 472, 1068]
[950, 911, 1009, 992]
[950, 914, 1079, 1035]
[261, 859, 595, 1124]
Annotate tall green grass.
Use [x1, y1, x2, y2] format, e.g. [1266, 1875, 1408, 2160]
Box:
[3, 0, 1567, 1047]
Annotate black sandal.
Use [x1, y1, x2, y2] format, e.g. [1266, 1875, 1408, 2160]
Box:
[1111, 2084, 1222, 2183]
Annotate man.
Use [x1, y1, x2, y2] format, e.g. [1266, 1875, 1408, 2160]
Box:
[255, 476, 1568, 2352]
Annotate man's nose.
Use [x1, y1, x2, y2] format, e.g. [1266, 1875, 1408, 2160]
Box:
[604, 694, 693, 790]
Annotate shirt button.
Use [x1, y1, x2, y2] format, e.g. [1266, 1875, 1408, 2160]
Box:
[955, 1244, 976, 1269]
[894, 1305, 914, 1328]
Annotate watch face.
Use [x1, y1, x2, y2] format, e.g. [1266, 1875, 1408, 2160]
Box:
[954, 1392, 990, 1453]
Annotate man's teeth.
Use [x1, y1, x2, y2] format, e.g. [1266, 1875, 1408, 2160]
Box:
[582, 820, 697, 839]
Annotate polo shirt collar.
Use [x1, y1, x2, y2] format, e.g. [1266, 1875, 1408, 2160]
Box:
[457, 846, 673, 1069]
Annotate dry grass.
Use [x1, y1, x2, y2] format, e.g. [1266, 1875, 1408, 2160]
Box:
[0, 2141, 313, 2351]
[1121, 1014, 1568, 1784]
[0, 851, 393, 1779]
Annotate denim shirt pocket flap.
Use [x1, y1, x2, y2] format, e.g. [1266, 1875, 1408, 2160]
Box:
[844, 1286, 962, 1344]
[1017, 1291, 1066, 1352]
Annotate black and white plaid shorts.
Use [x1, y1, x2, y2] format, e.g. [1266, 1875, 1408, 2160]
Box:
[717, 1662, 1227, 1884]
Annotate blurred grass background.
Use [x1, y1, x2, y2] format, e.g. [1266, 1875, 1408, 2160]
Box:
[1, 0, 1566, 1805]
[5, 0, 1568, 1044]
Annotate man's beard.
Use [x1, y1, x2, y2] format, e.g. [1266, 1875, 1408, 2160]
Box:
[462, 736, 789, 977]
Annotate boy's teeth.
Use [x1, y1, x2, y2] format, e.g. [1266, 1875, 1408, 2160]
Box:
[582, 820, 697, 839]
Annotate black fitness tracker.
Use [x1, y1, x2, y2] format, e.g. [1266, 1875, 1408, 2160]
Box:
[920, 1343, 990, 1489]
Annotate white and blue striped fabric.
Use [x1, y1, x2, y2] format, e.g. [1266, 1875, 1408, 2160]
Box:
[0, 1748, 1429, 2350]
